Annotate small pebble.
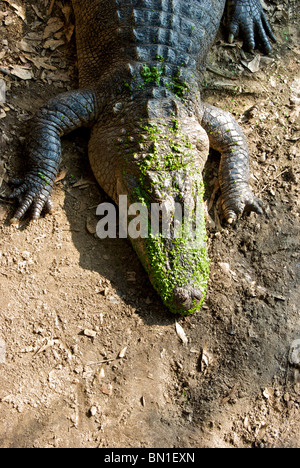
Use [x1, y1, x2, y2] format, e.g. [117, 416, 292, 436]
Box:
[289, 339, 300, 366]
[89, 406, 97, 416]
[83, 329, 97, 338]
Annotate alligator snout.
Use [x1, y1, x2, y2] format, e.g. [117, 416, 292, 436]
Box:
[172, 287, 203, 312]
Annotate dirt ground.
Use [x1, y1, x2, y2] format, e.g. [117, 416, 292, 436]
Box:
[0, 0, 299, 449]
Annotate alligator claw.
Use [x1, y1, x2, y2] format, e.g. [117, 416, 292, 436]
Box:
[222, 191, 264, 224]
[8, 176, 53, 222]
[228, 33, 235, 44]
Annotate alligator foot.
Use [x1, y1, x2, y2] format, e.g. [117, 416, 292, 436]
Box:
[8, 177, 54, 223]
[227, 0, 276, 54]
[8, 88, 99, 223]
[202, 103, 263, 223]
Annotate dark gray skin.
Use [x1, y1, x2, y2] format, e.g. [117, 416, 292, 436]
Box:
[8, 0, 275, 315]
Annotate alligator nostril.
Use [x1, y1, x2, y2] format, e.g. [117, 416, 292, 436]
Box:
[173, 287, 190, 308]
[191, 289, 203, 302]
[173, 287, 203, 311]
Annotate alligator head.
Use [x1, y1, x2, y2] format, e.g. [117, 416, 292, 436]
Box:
[114, 113, 211, 315]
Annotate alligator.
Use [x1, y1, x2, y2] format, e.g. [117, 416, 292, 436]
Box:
[8, 0, 275, 315]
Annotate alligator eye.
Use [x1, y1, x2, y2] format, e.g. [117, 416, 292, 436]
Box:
[150, 187, 163, 202]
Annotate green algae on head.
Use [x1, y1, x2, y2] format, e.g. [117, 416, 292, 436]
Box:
[126, 120, 210, 315]
[143, 197, 210, 316]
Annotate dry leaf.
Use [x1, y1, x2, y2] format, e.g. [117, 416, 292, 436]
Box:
[25, 55, 57, 71]
[0, 12, 8, 21]
[241, 55, 261, 73]
[72, 178, 95, 188]
[31, 4, 44, 20]
[65, 24, 75, 43]
[175, 322, 188, 344]
[0, 80, 6, 104]
[0, 206, 8, 222]
[3, 1, 26, 21]
[24, 32, 41, 41]
[13, 4, 26, 21]
[17, 39, 35, 53]
[0, 160, 6, 189]
[45, 71, 71, 82]
[43, 17, 64, 39]
[55, 170, 67, 183]
[43, 39, 65, 51]
[221, 383, 239, 405]
[10, 66, 33, 80]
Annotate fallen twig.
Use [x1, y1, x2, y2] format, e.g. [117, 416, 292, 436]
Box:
[88, 358, 116, 366]
[47, 0, 56, 16]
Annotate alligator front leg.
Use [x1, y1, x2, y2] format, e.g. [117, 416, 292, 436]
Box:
[9, 88, 99, 222]
[202, 103, 263, 223]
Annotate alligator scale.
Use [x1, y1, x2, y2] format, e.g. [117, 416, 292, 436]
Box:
[9, 0, 275, 314]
